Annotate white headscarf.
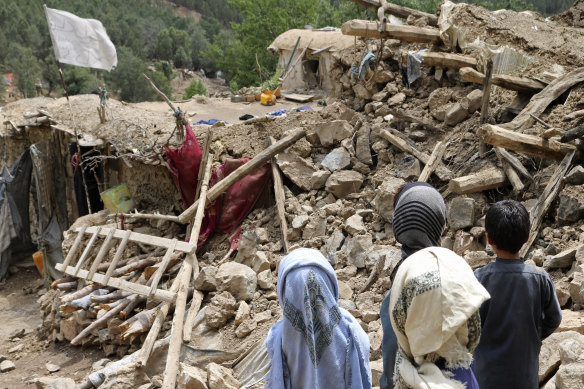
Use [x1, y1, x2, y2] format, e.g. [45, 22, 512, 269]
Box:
[389, 247, 490, 389]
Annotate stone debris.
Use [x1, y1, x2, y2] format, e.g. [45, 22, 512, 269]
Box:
[0, 359, 16, 372]
[207, 362, 239, 389]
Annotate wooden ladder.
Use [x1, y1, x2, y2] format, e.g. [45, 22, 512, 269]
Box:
[55, 225, 195, 303]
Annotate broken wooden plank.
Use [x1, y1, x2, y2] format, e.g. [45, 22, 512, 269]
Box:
[561, 124, 584, 143]
[349, 0, 438, 26]
[541, 128, 562, 139]
[495, 147, 533, 182]
[56, 264, 176, 303]
[387, 109, 440, 131]
[479, 60, 494, 156]
[478, 124, 576, 160]
[448, 168, 506, 195]
[495, 148, 524, 192]
[564, 109, 584, 121]
[341, 19, 440, 44]
[103, 230, 132, 285]
[418, 141, 446, 182]
[73, 227, 102, 277]
[194, 128, 213, 201]
[183, 153, 214, 342]
[379, 128, 453, 181]
[148, 239, 178, 296]
[87, 228, 116, 280]
[283, 93, 314, 103]
[74, 226, 194, 253]
[269, 137, 290, 253]
[414, 52, 477, 70]
[529, 113, 552, 128]
[520, 150, 576, 257]
[136, 265, 185, 367]
[61, 224, 88, 269]
[178, 128, 307, 223]
[163, 154, 213, 389]
[508, 67, 584, 131]
[460, 67, 546, 93]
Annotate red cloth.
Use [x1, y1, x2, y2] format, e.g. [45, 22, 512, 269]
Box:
[198, 159, 271, 246]
[166, 131, 272, 247]
[165, 123, 202, 208]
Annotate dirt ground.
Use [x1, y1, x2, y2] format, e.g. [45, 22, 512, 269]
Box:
[0, 268, 105, 388]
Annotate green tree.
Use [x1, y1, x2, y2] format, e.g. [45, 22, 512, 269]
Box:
[6, 43, 41, 98]
[63, 66, 95, 95]
[183, 79, 207, 99]
[41, 52, 62, 97]
[155, 29, 173, 60]
[174, 46, 191, 68]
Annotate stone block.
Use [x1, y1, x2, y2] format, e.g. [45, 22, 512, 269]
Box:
[276, 153, 317, 191]
[373, 177, 406, 223]
[207, 363, 239, 389]
[322, 147, 351, 172]
[325, 170, 364, 199]
[310, 170, 331, 190]
[315, 120, 354, 147]
[216, 263, 257, 301]
[178, 363, 208, 389]
[448, 197, 476, 230]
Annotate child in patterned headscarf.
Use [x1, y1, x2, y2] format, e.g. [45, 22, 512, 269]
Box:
[265, 248, 372, 389]
[380, 182, 489, 389]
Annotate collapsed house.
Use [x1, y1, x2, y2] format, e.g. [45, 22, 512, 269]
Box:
[1, 1, 584, 388]
[268, 29, 355, 95]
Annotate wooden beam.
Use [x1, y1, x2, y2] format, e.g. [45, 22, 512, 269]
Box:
[195, 128, 213, 201]
[178, 128, 307, 223]
[162, 153, 213, 389]
[379, 128, 453, 181]
[478, 124, 576, 160]
[183, 153, 214, 342]
[73, 227, 102, 277]
[269, 137, 290, 253]
[103, 230, 132, 285]
[508, 67, 584, 131]
[418, 141, 446, 182]
[55, 264, 176, 303]
[75, 226, 194, 253]
[495, 148, 524, 192]
[520, 150, 576, 257]
[460, 67, 546, 93]
[416, 52, 477, 69]
[495, 147, 533, 182]
[148, 239, 178, 296]
[448, 168, 506, 195]
[341, 19, 440, 44]
[561, 124, 584, 143]
[564, 109, 584, 122]
[61, 224, 88, 269]
[349, 0, 438, 26]
[87, 228, 116, 280]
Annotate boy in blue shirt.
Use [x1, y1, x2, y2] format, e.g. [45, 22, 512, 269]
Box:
[473, 200, 562, 389]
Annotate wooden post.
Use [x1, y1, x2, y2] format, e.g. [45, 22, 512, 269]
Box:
[103, 230, 132, 285]
[183, 154, 214, 342]
[87, 228, 116, 279]
[194, 128, 213, 201]
[148, 239, 178, 296]
[418, 141, 446, 182]
[178, 128, 306, 223]
[73, 227, 102, 277]
[495, 147, 533, 182]
[495, 148, 524, 192]
[142, 73, 187, 141]
[448, 168, 507, 195]
[478, 124, 576, 160]
[459, 67, 546, 93]
[519, 150, 575, 257]
[162, 153, 213, 389]
[269, 137, 290, 253]
[479, 60, 494, 157]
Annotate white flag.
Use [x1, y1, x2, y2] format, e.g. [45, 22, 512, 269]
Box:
[44, 6, 117, 71]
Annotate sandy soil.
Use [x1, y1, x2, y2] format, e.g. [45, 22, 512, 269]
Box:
[0, 269, 104, 388]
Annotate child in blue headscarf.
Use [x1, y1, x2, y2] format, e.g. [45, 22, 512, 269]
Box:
[265, 248, 372, 389]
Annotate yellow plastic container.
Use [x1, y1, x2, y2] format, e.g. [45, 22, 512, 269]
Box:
[261, 92, 276, 106]
[33, 250, 44, 276]
[100, 184, 136, 213]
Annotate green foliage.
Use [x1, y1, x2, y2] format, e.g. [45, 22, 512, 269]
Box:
[183, 79, 207, 99]
[156, 61, 174, 79]
[63, 66, 95, 95]
[108, 47, 172, 102]
[261, 69, 283, 91]
[5, 43, 41, 98]
[174, 47, 191, 68]
[229, 79, 240, 92]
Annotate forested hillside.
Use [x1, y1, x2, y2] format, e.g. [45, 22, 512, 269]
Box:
[0, 0, 576, 103]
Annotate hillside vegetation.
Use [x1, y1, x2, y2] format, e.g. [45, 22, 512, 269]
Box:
[0, 0, 575, 102]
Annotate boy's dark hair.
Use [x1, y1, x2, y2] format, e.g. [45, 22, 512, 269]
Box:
[485, 200, 530, 254]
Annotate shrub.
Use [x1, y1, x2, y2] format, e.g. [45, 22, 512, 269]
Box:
[183, 79, 206, 99]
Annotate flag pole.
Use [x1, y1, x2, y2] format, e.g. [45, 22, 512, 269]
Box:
[46, 3, 93, 214]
